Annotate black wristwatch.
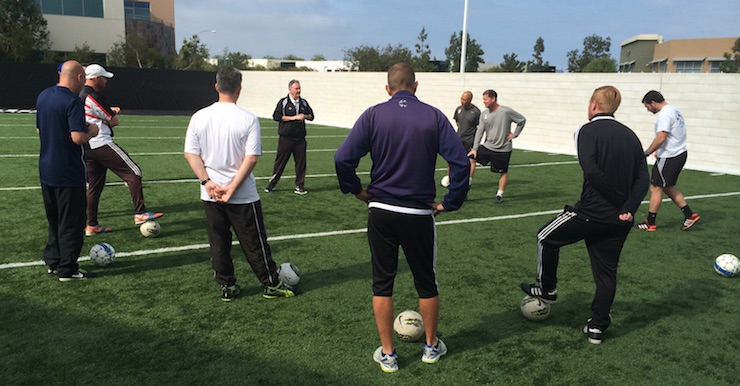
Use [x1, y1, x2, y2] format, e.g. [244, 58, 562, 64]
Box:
[201, 178, 211, 185]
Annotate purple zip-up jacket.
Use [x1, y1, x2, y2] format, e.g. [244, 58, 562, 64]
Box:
[335, 90, 470, 211]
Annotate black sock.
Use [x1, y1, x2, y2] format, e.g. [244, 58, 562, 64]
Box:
[647, 212, 657, 225]
[681, 205, 693, 218]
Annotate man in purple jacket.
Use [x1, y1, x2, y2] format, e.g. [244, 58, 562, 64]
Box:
[334, 63, 470, 373]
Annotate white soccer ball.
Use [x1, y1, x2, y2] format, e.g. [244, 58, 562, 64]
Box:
[393, 310, 425, 342]
[440, 175, 450, 188]
[89, 242, 116, 267]
[140, 220, 160, 238]
[714, 254, 740, 277]
[278, 262, 301, 286]
[520, 295, 551, 321]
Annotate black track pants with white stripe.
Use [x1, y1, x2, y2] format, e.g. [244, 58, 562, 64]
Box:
[536, 208, 631, 330]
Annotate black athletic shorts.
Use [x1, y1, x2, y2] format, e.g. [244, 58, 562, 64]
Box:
[474, 147, 512, 173]
[651, 151, 687, 187]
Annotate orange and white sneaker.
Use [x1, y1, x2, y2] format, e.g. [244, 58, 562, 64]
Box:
[134, 211, 164, 225]
[681, 213, 701, 231]
[85, 224, 112, 236]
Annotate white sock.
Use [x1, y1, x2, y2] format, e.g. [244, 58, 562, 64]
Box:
[497, 190, 504, 197]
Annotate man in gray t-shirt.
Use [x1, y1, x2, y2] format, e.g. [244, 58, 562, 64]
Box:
[468, 89, 526, 204]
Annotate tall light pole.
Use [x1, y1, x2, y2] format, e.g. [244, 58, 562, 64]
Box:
[195, 29, 217, 37]
[460, 0, 469, 73]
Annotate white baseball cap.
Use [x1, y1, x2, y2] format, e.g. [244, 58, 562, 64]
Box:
[85, 64, 114, 79]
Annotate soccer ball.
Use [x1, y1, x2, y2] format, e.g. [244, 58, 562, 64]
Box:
[89, 242, 116, 267]
[393, 310, 424, 342]
[714, 254, 740, 277]
[440, 175, 450, 188]
[140, 220, 160, 238]
[520, 295, 551, 321]
[277, 262, 300, 286]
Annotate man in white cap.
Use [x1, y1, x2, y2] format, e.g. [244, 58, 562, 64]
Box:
[80, 64, 163, 235]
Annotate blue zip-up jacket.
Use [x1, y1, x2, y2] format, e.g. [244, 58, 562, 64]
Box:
[335, 90, 470, 211]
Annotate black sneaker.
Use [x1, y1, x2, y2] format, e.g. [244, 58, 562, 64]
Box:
[294, 186, 308, 195]
[520, 282, 557, 303]
[264, 183, 275, 193]
[47, 267, 58, 275]
[220, 284, 241, 302]
[494, 195, 503, 204]
[59, 270, 97, 282]
[583, 319, 604, 344]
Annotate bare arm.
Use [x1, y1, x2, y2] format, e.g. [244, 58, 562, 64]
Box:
[644, 131, 669, 157]
[184, 152, 218, 198]
[70, 123, 99, 145]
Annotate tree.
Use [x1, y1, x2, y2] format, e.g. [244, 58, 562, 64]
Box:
[108, 33, 172, 69]
[527, 37, 551, 72]
[499, 52, 526, 72]
[567, 34, 612, 72]
[175, 34, 214, 71]
[412, 27, 435, 72]
[311, 54, 326, 61]
[343, 44, 412, 72]
[283, 54, 304, 60]
[445, 31, 485, 72]
[719, 37, 740, 73]
[0, 0, 50, 62]
[582, 56, 617, 72]
[215, 48, 251, 70]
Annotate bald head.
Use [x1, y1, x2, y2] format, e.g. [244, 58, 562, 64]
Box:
[460, 91, 473, 107]
[58, 61, 85, 94]
[386, 63, 417, 94]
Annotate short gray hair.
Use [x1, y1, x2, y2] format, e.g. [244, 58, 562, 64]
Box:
[216, 67, 242, 94]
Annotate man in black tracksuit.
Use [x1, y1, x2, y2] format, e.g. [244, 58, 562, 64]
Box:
[520, 86, 649, 344]
[265, 79, 314, 195]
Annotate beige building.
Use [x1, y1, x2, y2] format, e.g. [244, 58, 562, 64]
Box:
[620, 35, 738, 73]
[35, 0, 175, 59]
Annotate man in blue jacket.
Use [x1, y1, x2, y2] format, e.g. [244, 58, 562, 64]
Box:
[335, 63, 470, 372]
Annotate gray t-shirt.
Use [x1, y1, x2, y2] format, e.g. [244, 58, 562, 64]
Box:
[473, 105, 526, 152]
[453, 104, 481, 144]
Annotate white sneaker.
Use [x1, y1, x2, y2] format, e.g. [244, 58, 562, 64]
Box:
[373, 346, 398, 372]
[421, 338, 447, 363]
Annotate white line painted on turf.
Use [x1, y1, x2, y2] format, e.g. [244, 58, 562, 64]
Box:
[0, 148, 341, 158]
[0, 161, 581, 191]
[2, 191, 739, 271]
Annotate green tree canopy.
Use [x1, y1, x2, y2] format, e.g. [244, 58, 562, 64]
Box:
[582, 56, 617, 72]
[528, 37, 551, 72]
[412, 27, 435, 72]
[567, 34, 612, 72]
[343, 44, 412, 72]
[499, 52, 526, 72]
[175, 34, 214, 71]
[0, 0, 50, 62]
[108, 32, 172, 69]
[216, 48, 251, 70]
[445, 31, 484, 72]
[719, 37, 740, 73]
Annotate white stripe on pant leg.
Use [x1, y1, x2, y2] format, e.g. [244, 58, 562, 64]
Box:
[108, 143, 142, 176]
[251, 202, 275, 287]
[656, 157, 667, 187]
[432, 214, 438, 290]
[536, 211, 576, 283]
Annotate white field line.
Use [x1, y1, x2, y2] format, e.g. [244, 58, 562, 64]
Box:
[0, 148, 341, 158]
[0, 161, 579, 191]
[0, 134, 346, 142]
[1, 191, 738, 271]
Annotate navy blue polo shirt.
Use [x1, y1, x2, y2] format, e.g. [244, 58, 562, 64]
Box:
[36, 85, 89, 187]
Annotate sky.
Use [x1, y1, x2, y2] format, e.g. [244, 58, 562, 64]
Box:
[174, 0, 739, 71]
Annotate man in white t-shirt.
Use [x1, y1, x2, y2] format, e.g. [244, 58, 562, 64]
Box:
[184, 67, 298, 301]
[637, 90, 700, 232]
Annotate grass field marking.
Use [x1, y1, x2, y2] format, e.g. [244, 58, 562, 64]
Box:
[2, 190, 738, 272]
[0, 135, 347, 141]
[0, 148, 342, 158]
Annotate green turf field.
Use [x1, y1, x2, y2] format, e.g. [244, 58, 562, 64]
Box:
[1, 113, 738, 385]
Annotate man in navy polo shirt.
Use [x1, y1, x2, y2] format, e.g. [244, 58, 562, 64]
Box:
[37, 61, 100, 281]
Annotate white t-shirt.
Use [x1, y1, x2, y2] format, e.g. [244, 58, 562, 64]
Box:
[184, 102, 262, 204]
[655, 104, 687, 158]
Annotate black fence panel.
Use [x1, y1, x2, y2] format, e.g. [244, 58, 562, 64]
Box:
[0, 62, 217, 114]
